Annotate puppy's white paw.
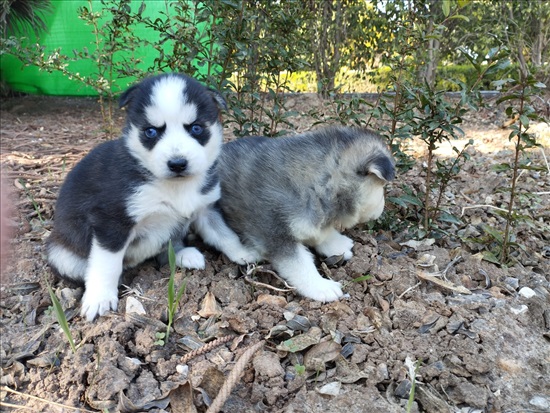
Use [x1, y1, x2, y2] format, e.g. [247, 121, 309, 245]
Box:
[176, 247, 205, 269]
[297, 277, 343, 302]
[315, 231, 354, 260]
[276, 243, 344, 303]
[80, 288, 118, 322]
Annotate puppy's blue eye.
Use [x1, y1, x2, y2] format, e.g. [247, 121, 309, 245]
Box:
[144, 127, 159, 139]
[190, 124, 204, 136]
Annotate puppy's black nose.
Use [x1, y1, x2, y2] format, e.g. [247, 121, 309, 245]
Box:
[167, 158, 188, 174]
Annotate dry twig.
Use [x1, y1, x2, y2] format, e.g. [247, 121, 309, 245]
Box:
[461, 204, 509, 216]
[0, 386, 97, 413]
[243, 263, 296, 292]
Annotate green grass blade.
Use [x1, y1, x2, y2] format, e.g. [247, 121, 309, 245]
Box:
[167, 240, 176, 313]
[175, 279, 187, 304]
[46, 281, 77, 353]
[351, 274, 372, 283]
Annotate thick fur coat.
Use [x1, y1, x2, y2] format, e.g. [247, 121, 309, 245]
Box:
[47, 73, 252, 321]
[195, 126, 395, 301]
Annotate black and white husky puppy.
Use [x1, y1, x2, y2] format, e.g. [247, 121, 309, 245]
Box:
[195, 126, 395, 302]
[47, 73, 253, 321]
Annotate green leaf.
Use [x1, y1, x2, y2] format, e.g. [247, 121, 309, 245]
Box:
[389, 194, 423, 208]
[294, 364, 306, 375]
[482, 224, 504, 243]
[517, 163, 545, 171]
[438, 212, 462, 225]
[519, 115, 529, 128]
[495, 94, 519, 105]
[448, 14, 470, 22]
[481, 250, 501, 265]
[457, 0, 471, 7]
[459, 47, 480, 71]
[138, 1, 146, 15]
[442, 0, 450, 17]
[491, 163, 511, 172]
[492, 78, 515, 89]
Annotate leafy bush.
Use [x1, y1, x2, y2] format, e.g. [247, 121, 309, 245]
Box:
[2, 0, 548, 258]
[370, 63, 524, 92]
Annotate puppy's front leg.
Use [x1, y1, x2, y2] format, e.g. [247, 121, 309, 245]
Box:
[312, 227, 354, 260]
[175, 247, 206, 270]
[273, 243, 343, 302]
[81, 238, 126, 321]
[194, 207, 261, 264]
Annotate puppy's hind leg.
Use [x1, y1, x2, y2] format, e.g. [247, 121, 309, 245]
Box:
[81, 238, 126, 321]
[272, 243, 343, 302]
[194, 207, 261, 264]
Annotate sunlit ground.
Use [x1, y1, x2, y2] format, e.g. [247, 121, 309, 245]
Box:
[410, 121, 549, 160]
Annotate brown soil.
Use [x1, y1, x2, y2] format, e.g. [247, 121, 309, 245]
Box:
[0, 94, 549, 413]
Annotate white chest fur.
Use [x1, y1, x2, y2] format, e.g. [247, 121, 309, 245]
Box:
[123, 177, 220, 267]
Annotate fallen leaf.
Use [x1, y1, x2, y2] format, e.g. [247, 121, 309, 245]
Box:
[400, 238, 435, 250]
[197, 292, 222, 318]
[169, 381, 197, 413]
[303, 340, 342, 371]
[276, 326, 322, 353]
[335, 356, 371, 383]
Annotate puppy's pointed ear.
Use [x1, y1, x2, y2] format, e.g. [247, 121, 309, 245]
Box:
[209, 88, 227, 111]
[119, 84, 139, 109]
[358, 155, 395, 182]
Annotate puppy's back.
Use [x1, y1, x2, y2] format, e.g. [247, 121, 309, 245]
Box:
[217, 127, 394, 252]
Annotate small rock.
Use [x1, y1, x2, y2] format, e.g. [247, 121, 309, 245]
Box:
[529, 396, 550, 409]
[444, 191, 455, 201]
[394, 379, 412, 399]
[504, 277, 519, 290]
[60, 288, 81, 309]
[316, 381, 341, 396]
[416, 253, 436, 268]
[257, 293, 287, 307]
[125, 296, 146, 315]
[377, 363, 389, 380]
[510, 305, 528, 315]
[452, 381, 488, 408]
[253, 351, 284, 378]
[286, 314, 311, 332]
[518, 287, 536, 298]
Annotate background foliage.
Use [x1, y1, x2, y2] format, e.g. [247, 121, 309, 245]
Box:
[1, 0, 548, 264]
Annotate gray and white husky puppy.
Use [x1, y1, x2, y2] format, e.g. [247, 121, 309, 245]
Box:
[195, 126, 395, 302]
[47, 73, 254, 321]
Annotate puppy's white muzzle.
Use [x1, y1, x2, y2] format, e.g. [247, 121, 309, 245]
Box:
[358, 183, 386, 222]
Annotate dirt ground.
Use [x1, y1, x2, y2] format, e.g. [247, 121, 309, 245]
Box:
[0, 93, 549, 413]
